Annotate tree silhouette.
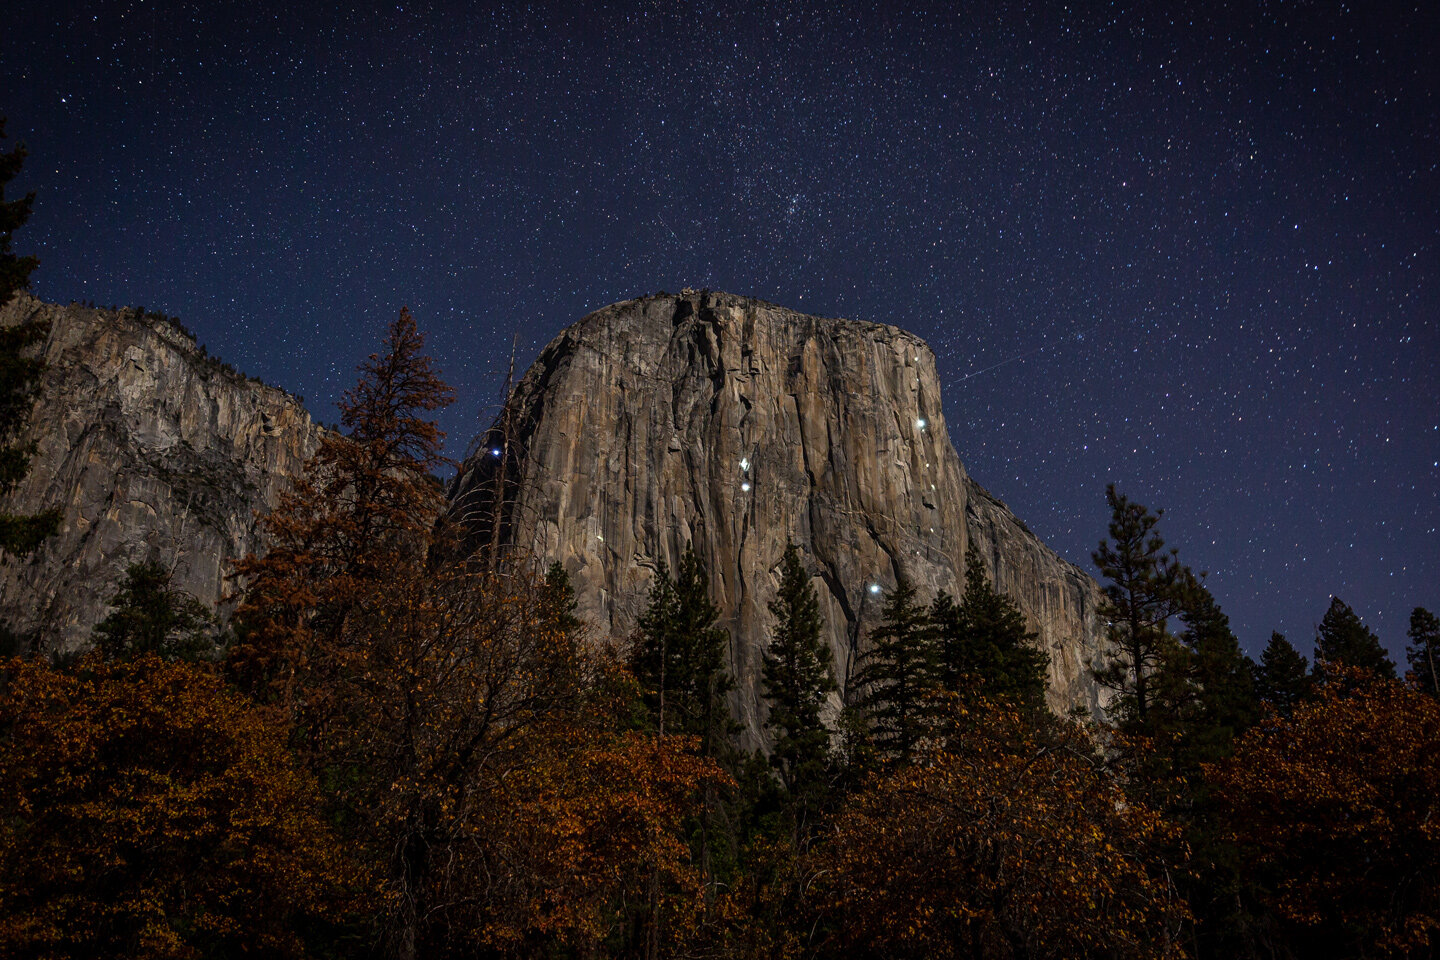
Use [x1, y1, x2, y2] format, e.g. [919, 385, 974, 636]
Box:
[1314, 596, 1395, 680]
[760, 541, 836, 836]
[848, 577, 942, 766]
[0, 117, 59, 563]
[1406, 606, 1440, 697]
[1091, 485, 1189, 732]
[91, 560, 216, 663]
[1255, 630, 1311, 714]
[934, 543, 1048, 712]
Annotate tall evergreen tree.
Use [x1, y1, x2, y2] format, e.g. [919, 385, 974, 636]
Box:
[933, 544, 1049, 712]
[1314, 596, 1395, 680]
[0, 118, 38, 302]
[631, 546, 737, 895]
[1407, 607, 1440, 697]
[541, 560, 583, 636]
[760, 541, 836, 827]
[1091, 485, 1189, 732]
[1255, 631, 1312, 714]
[631, 547, 734, 750]
[91, 560, 216, 663]
[0, 118, 59, 561]
[848, 577, 941, 766]
[1156, 578, 1259, 770]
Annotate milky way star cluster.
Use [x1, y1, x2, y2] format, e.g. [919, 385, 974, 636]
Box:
[3, 0, 1435, 656]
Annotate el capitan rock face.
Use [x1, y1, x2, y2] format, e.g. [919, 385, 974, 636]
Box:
[1, 287, 1108, 735]
[450, 290, 1108, 744]
[0, 294, 322, 653]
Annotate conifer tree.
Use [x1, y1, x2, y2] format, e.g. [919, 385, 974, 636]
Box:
[934, 544, 1049, 712]
[1314, 596, 1395, 680]
[92, 560, 215, 663]
[1406, 606, 1440, 697]
[631, 547, 734, 751]
[0, 118, 59, 560]
[848, 577, 941, 766]
[1091, 485, 1189, 732]
[1156, 578, 1259, 770]
[631, 547, 736, 895]
[541, 560, 583, 636]
[760, 541, 836, 827]
[0, 119, 38, 302]
[1255, 631, 1312, 714]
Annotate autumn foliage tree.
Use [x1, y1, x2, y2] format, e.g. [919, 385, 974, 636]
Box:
[228, 306, 454, 710]
[1206, 669, 1440, 958]
[229, 309, 723, 958]
[815, 703, 1190, 960]
[0, 655, 355, 959]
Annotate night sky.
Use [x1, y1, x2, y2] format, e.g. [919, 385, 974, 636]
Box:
[4, 1, 1437, 661]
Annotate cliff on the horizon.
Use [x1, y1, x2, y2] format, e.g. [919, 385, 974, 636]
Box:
[1, 289, 1109, 734]
[0, 293, 322, 652]
[450, 290, 1109, 744]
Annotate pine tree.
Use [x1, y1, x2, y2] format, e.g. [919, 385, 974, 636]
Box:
[760, 541, 836, 828]
[1091, 485, 1189, 732]
[1407, 606, 1440, 697]
[0, 118, 39, 303]
[1255, 631, 1312, 714]
[849, 577, 941, 766]
[541, 560, 583, 636]
[91, 560, 216, 663]
[1158, 578, 1259, 768]
[631, 546, 736, 896]
[631, 547, 735, 750]
[934, 544, 1049, 712]
[0, 118, 59, 560]
[1314, 596, 1395, 680]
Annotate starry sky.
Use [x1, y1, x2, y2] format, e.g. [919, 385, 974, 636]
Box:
[4, 0, 1437, 661]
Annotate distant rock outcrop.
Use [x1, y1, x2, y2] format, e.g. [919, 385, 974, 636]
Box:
[450, 290, 1108, 745]
[0, 294, 321, 653]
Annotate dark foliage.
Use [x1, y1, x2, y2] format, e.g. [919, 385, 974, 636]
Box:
[1406, 606, 1440, 697]
[848, 576, 942, 766]
[1314, 596, 1395, 680]
[760, 541, 836, 836]
[1255, 631, 1312, 714]
[934, 543, 1049, 712]
[91, 560, 216, 663]
[1091, 485, 1189, 732]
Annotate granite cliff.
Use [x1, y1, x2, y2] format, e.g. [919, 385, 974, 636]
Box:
[0, 293, 322, 653]
[1, 288, 1108, 733]
[450, 290, 1108, 744]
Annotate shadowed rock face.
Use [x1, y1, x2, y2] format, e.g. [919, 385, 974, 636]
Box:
[450, 290, 1108, 745]
[0, 294, 321, 653]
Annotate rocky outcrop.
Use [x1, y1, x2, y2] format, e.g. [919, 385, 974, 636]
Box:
[450, 290, 1108, 746]
[0, 294, 322, 653]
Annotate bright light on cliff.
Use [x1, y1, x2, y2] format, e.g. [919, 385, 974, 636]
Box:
[741, 482, 751, 492]
[868, 583, 881, 595]
[915, 418, 926, 430]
